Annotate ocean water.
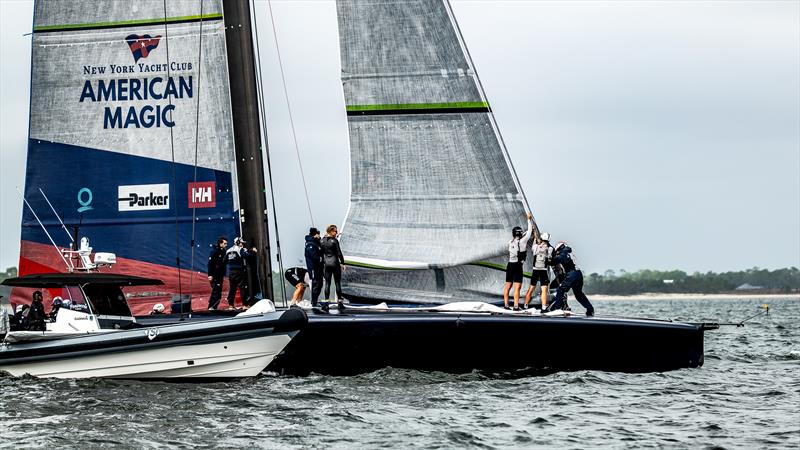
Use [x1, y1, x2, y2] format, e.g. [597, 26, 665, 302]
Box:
[1, 296, 798, 449]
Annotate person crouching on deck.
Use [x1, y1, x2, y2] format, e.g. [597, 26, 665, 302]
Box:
[503, 212, 533, 311]
[284, 267, 311, 306]
[548, 241, 595, 317]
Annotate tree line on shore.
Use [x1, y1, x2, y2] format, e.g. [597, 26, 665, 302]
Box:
[583, 267, 800, 295]
[2, 266, 798, 296]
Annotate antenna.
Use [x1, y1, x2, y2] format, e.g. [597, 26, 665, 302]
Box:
[39, 188, 74, 245]
[17, 187, 71, 271]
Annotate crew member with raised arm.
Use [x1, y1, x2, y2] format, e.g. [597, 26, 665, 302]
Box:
[523, 232, 554, 311]
[548, 241, 595, 316]
[503, 212, 533, 311]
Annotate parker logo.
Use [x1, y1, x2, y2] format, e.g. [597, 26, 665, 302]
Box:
[125, 34, 162, 63]
[118, 184, 170, 211]
[188, 181, 216, 208]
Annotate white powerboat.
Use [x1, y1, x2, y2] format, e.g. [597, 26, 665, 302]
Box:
[0, 273, 306, 379]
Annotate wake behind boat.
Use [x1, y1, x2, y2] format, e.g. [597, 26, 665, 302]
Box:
[0, 273, 306, 379]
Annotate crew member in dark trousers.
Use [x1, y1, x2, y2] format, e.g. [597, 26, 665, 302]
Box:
[207, 236, 228, 310]
[304, 227, 324, 307]
[321, 224, 346, 310]
[548, 241, 594, 316]
[226, 237, 257, 310]
[285, 266, 311, 306]
[503, 212, 533, 311]
[27, 291, 46, 331]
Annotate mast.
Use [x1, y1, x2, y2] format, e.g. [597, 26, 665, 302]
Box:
[222, 0, 273, 300]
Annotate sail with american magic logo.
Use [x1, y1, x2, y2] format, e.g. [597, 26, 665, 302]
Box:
[19, 0, 239, 313]
[335, 0, 539, 304]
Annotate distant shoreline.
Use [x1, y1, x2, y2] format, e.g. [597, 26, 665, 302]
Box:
[590, 293, 799, 301]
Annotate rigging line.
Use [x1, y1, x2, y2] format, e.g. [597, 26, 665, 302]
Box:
[187, 0, 206, 302]
[263, 0, 314, 226]
[252, 0, 287, 304]
[443, 0, 538, 235]
[162, 0, 184, 306]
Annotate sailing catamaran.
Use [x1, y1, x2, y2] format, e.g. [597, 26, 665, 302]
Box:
[9, 0, 714, 376]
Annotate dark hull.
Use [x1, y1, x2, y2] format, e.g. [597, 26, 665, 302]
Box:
[271, 310, 707, 375]
[138, 308, 708, 376]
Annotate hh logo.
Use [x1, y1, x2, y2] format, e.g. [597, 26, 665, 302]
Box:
[188, 182, 216, 208]
[118, 184, 170, 212]
[126, 34, 162, 62]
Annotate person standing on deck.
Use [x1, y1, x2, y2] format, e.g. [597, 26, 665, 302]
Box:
[548, 241, 594, 316]
[304, 227, 324, 307]
[523, 232, 554, 311]
[226, 237, 257, 310]
[503, 212, 533, 311]
[321, 224, 346, 310]
[207, 236, 228, 310]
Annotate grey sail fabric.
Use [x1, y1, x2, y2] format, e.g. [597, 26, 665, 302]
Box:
[335, 0, 536, 303]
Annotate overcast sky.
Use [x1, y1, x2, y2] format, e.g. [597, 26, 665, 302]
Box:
[1, 0, 798, 274]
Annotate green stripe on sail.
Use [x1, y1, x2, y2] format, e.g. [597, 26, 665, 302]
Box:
[346, 259, 531, 278]
[346, 102, 489, 113]
[33, 13, 224, 32]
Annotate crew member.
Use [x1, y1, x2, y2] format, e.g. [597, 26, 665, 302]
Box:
[304, 227, 324, 307]
[503, 212, 533, 311]
[207, 236, 228, 310]
[548, 241, 595, 316]
[523, 232, 554, 311]
[226, 237, 257, 310]
[284, 266, 312, 306]
[321, 224, 346, 310]
[27, 290, 47, 331]
[49, 296, 64, 321]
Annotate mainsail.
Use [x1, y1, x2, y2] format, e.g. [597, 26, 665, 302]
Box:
[20, 0, 239, 312]
[335, 0, 537, 303]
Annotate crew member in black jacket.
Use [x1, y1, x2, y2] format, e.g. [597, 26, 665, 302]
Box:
[304, 227, 324, 307]
[207, 236, 228, 310]
[548, 242, 594, 316]
[321, 224, 346, 310]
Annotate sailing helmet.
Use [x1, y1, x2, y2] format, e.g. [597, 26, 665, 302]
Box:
[62, 299, 72, 309]
[234, 237, 246, 246]
[16, 304, 28, 314]
[52, 296, 63, 308]
[540, 232, 551, 242]
[152, 303, 165, 313]
[512, 226, 524, 238]
[555, 241, 567, 251]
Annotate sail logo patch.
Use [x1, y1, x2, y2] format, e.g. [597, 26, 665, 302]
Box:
[118, 184, 170, 211]
[188, 182, 216, 208]
[125, 34, 162, 63]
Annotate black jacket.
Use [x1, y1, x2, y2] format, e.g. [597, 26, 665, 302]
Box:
[207, 246, 227, 279]
[304, 235, 323, 274]
[321, 236, 345, 267]
[552, 246, 577, 273]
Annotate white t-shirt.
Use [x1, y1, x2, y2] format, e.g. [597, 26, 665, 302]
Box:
[507, 220, 533, 263]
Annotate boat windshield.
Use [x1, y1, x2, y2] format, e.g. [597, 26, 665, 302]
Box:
[82, 285, 133, 317]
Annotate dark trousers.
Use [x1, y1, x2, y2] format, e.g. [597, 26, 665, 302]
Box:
[227, 269, 249, 307]
[551, 270, 594, 313]
[311, 263, 324, 306]
[324, 265, 343, 300]
[208, 276, 224, 309]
